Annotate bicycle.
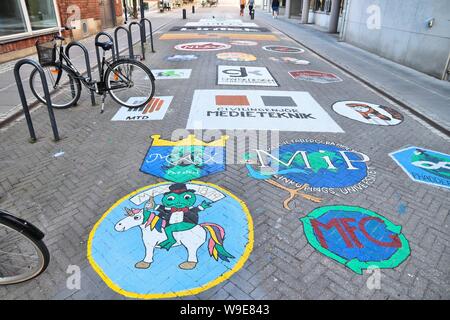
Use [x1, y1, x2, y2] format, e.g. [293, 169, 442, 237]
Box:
[0, 209, 49, 285]
[30, 27, 156, 113]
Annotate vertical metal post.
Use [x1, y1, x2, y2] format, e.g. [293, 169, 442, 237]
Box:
[94, 32, 116, 77]
[65, 41, 96, 106]
[141, 18, 155, 52]
[129, 21, 146, 60]
[140, 0, 146, 43]
[192, 6, 195, 13]
[14, 59, 60, 142]
[183, 9, 186, 19]
[114, 26, 134, 58]
[123, 0, 128, 24]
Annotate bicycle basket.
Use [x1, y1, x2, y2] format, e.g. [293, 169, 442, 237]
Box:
[36, 41, 56, 65]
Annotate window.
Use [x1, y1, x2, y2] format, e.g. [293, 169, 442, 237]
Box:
[25, 0, 58, 31]
[0, 0, 27, 37]
[0, 0, 58, 39]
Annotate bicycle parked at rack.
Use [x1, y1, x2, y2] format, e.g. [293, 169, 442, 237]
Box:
[0, 209, 49, 285]
[30, 27, 155, 112]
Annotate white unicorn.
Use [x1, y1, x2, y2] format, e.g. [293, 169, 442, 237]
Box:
[114, 205, 233, 270]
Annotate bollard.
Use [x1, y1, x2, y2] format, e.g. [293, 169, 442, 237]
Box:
[251, 9, 255, 20]
[192, 6, 195, 14]
[182, 9, 186, 19]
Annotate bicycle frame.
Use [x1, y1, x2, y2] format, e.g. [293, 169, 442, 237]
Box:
[53, 41, 133, 95]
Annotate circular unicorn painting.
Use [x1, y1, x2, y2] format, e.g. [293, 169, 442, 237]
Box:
[87, 181, 253, 299]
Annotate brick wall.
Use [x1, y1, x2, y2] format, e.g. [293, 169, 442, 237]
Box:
[0, 0, 124, 59]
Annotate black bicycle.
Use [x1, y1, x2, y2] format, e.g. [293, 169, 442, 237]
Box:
[0, 209, 49, 285]
[30, 27, 155, 112]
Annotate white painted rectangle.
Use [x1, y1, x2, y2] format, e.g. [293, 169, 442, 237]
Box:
[186, 90, 344, 133]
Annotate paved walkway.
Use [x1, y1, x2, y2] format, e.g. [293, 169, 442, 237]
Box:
[0, 8, 183, 125]
[0, 5, 449, 301]
[258, 11, 450, 133]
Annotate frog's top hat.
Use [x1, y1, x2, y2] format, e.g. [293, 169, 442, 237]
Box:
[165, 183, 195, 195]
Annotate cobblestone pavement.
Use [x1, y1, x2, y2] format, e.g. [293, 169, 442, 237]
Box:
[0, 6, 449, 300]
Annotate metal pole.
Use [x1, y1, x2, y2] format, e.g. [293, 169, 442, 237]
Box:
[183, 9, 186, 19]
[14, 59, 60, 142]
[140, 0, 146, 42]
[123, 0, 128, 24]
[65, 41, 96, 106]
[129, 21, 146, 60]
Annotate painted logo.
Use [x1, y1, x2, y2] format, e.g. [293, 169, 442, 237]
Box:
[165, 34, 278, 41]
[229, 40, 258, 46]
[269, 57, 310, 65]
[186, 19, 259, 27]
[153, 69, 192, 80]
[216, 52, 257, 62]
[332, 101, 403, 126]
[88, 181, 253, 299]
[289, 70, 342, 84]
[111, 96, 173, 121]
[171, 26, 270, 32]
[390, 146, 450, 189]
[166, 54, 198, 61]
[217, 66, 278, 87]
[245, 139, 376, 209]
[262, 45, 305, 53]
[186, 90, 344, 132]
[300, 206, 410, 274]
[141, 134, 228, 183]
[174, 42, 231, 51]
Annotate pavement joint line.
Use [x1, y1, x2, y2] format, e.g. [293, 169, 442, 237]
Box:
[262, 16, 450, 138]
[0, 21, 171, 131]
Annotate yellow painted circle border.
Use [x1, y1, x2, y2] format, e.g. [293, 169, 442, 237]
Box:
[87, 180, 254, 299]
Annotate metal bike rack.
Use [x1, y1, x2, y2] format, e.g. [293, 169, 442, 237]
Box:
[128, 21, 146, 60]
[65, 41, 96, 106]
[14, 59, 60, 142]
[114, 26, 134, 58]
[94, 32, 116, 77]
[140, 18, 155, 53]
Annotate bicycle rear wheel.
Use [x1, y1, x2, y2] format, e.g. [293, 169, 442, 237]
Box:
[29, 63, 81, 109]
[105, 59, 155, 108]
[0, 213, 49, 285]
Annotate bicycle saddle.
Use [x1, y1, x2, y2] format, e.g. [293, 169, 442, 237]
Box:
[95, 40, 113, 51]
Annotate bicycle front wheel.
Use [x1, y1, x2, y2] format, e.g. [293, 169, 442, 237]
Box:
[105, 59, 155, 108]
[29, 63, 81, 109]
[0, 215, 49, 285]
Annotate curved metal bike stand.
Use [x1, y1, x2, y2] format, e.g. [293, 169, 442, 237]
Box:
[128, 21, 146, 60]
[140, 18, 155, 53]
[65, 41, 96, 106]
[113, 26, 134, 58]
[94, 32, 116, 77]
[14, 59, 59, 142]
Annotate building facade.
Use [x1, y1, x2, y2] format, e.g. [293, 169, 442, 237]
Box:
[0, 0, 124, 63]
[270, 0, 450, 80]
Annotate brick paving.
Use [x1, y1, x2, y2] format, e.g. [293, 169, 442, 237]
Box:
[0, 6, 449, 300]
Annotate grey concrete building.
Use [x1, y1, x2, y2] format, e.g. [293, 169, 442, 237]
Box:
[268, 0, 450, 80]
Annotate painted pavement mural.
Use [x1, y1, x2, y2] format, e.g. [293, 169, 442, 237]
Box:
[300, 206, 410, 274]
[140, 135, 228, 183]
[332, 101, 404, 126]
[88, 181, 253, 299]
[390, 146, 450, 189]
[245, 139, 376, 210]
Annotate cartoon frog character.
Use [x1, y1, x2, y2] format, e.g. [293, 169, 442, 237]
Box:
[150, 183, 212, 250]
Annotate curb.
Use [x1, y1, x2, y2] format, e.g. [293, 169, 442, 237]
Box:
[263, 15, 450, 137]
[0, 21, 170, 130]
